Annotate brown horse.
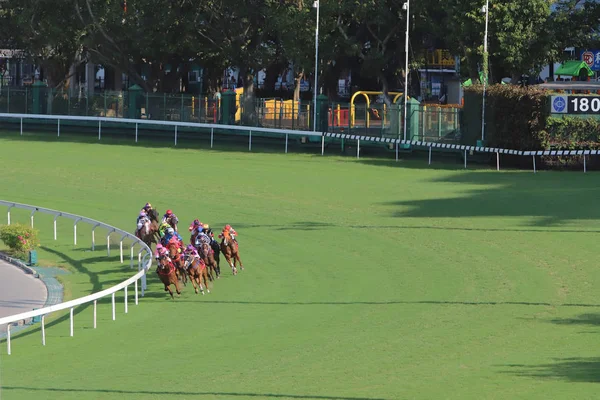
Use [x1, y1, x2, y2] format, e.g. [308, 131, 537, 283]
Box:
[166, 240, 188, 286]
[138, 219, 159, 249]
[156, 256, 181, 299]
[183, 254, 210, 295]
[220, 228, 243, 275]
[198, 241, 219, 281]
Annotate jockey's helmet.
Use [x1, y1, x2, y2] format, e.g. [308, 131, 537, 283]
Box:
[156, 243, 163, 249]
[167, 227, 175, 235]
[166, 209, 173, 216]
[225, 224, 231, 230]
[139, 211, 147, 217]
[203, 224, 209, 229]
[186, 245, 195, 252]
[145, 203, 152, 209]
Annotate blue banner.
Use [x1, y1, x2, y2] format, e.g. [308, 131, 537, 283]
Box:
[580, 50, 600, 71]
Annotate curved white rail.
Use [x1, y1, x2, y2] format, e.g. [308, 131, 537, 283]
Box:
[0, 200, 153, 355]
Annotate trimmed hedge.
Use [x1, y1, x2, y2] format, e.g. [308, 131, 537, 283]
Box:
[463, 84, 549, 150]
[545, 116, 600, 150]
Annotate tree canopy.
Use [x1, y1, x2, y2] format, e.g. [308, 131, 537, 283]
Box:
[2, 0, 599, 91]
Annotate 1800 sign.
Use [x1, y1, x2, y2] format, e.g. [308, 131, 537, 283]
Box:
[568, 96, 600, 114]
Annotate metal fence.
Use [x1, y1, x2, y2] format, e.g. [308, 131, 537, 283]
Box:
[0, 87, 462, 142]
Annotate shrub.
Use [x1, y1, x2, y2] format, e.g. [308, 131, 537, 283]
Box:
[545, 116, 600, 149]
[0, 223, 40, 258]
[463, 84, 549, 150]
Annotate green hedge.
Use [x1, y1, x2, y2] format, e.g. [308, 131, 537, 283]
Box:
[463, 84, 549, 150]
[545, 116, 600, 150]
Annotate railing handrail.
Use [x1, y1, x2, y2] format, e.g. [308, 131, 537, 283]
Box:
[0, 200, 152, 327]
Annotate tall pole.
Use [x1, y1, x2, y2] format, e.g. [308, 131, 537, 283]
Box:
[403, 0, 410, 142]
[313, 0, 320, 132]
[481, 0, 489, 142]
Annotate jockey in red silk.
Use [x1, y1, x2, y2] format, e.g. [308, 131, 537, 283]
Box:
[162, 209, 179, 232]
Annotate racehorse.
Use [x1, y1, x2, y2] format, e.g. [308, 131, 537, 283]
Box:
[190, 228, 221, 271]
[220, 227, 243, 275]
[156, 255, 181, 299]
[138, 218, 159, 249]
[197, 240, 219, 281]
[183, 253, 210, 295]
[166, 239, 188, 286]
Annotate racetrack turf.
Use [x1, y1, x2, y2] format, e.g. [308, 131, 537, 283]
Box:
[1, 131, 600, 399]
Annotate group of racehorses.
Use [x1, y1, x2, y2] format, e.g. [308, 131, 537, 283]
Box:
[137, 208, 243, 299]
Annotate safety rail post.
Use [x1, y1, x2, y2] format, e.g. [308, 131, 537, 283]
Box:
[98, 120, 102, 140]
[93, 299, 97, 328]
[533, 155, 537, 173]
[249, 130, 252, 151]
[30, 209, 35, 228]
[69, 307, 74, 337]
[73, 218, 82, 246]
[53, 213, 60, 240]
[584, 154, 587, 173]
[41, 315, 46, 346]
[57, 119, 60, 137]
[107, 229, 115, 257]
[174, 125, 178, 146]
[135, 278, 139, 305]
[211, 127, 214, 148]
[130, 242, 135, 268]
[429, 145, 432, 165]
[496, 151, 500, 171]
[91, 223, 101, 251]
[464, 149, 467, 169]
[119, 234, 127, 264]
[7, 204, 13, 225]
[20, 117, 23, 135]
[285, 133, 289, 154]
[135, 123, 138, 143]
[124, 285, 128, 314]
[7, 324, 11, 355]
[357, 139, 360, 159]
[112, 293, 116, 321]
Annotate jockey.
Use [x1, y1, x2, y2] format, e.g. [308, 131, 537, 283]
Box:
[188, 219, 202, 232]
[219, 224, 238, 242]
[162, 210, 179, 232]
[162, 227, 183, 247]
[158, 222, 171, 239]
[201, 223, 219, 246]
[154, 243, 169, 260]
[135, 211, 149, 238]
[141, 202, 153, 214]
[184, 244, 200, 259]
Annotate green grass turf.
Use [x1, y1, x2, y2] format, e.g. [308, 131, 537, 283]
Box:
[1, 131, 600, 400]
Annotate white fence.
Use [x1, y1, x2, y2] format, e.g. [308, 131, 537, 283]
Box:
[0, 112, 595, 172]
[0, 200, 153, 355]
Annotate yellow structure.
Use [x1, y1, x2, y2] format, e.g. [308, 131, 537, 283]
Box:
[263, 99, 301, 122]
[349, 91, 406, 128]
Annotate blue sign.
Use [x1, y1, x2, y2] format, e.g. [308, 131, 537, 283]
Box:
[580, 50, 600, 71]
[552, 96, 567, 113]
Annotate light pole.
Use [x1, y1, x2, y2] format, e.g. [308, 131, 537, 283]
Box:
[481, 0, 489, 142]
[313, 0, 320, 132]
[402, 0, 410, 143]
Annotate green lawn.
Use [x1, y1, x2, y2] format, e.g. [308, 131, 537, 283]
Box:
[1, 131, 600, 400]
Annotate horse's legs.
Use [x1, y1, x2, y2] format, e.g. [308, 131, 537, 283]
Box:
[203, 269, 210, 293]
[234, 251, 244, 270]
[223, 252, 237, 275]
[164, 284, 174, 300]
[173, 276, 181, 297]
[187, 269, 198, 294]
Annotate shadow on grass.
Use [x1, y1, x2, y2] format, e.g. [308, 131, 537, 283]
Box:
[501, 357, 600, 383]
[547, 313, 600, 327]
[379, 170, 600, 227]
[3, 386, 387, 400]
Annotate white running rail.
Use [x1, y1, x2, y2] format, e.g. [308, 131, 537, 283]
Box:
[0, 200, 153, 355]
[0, 112, 595, 172]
